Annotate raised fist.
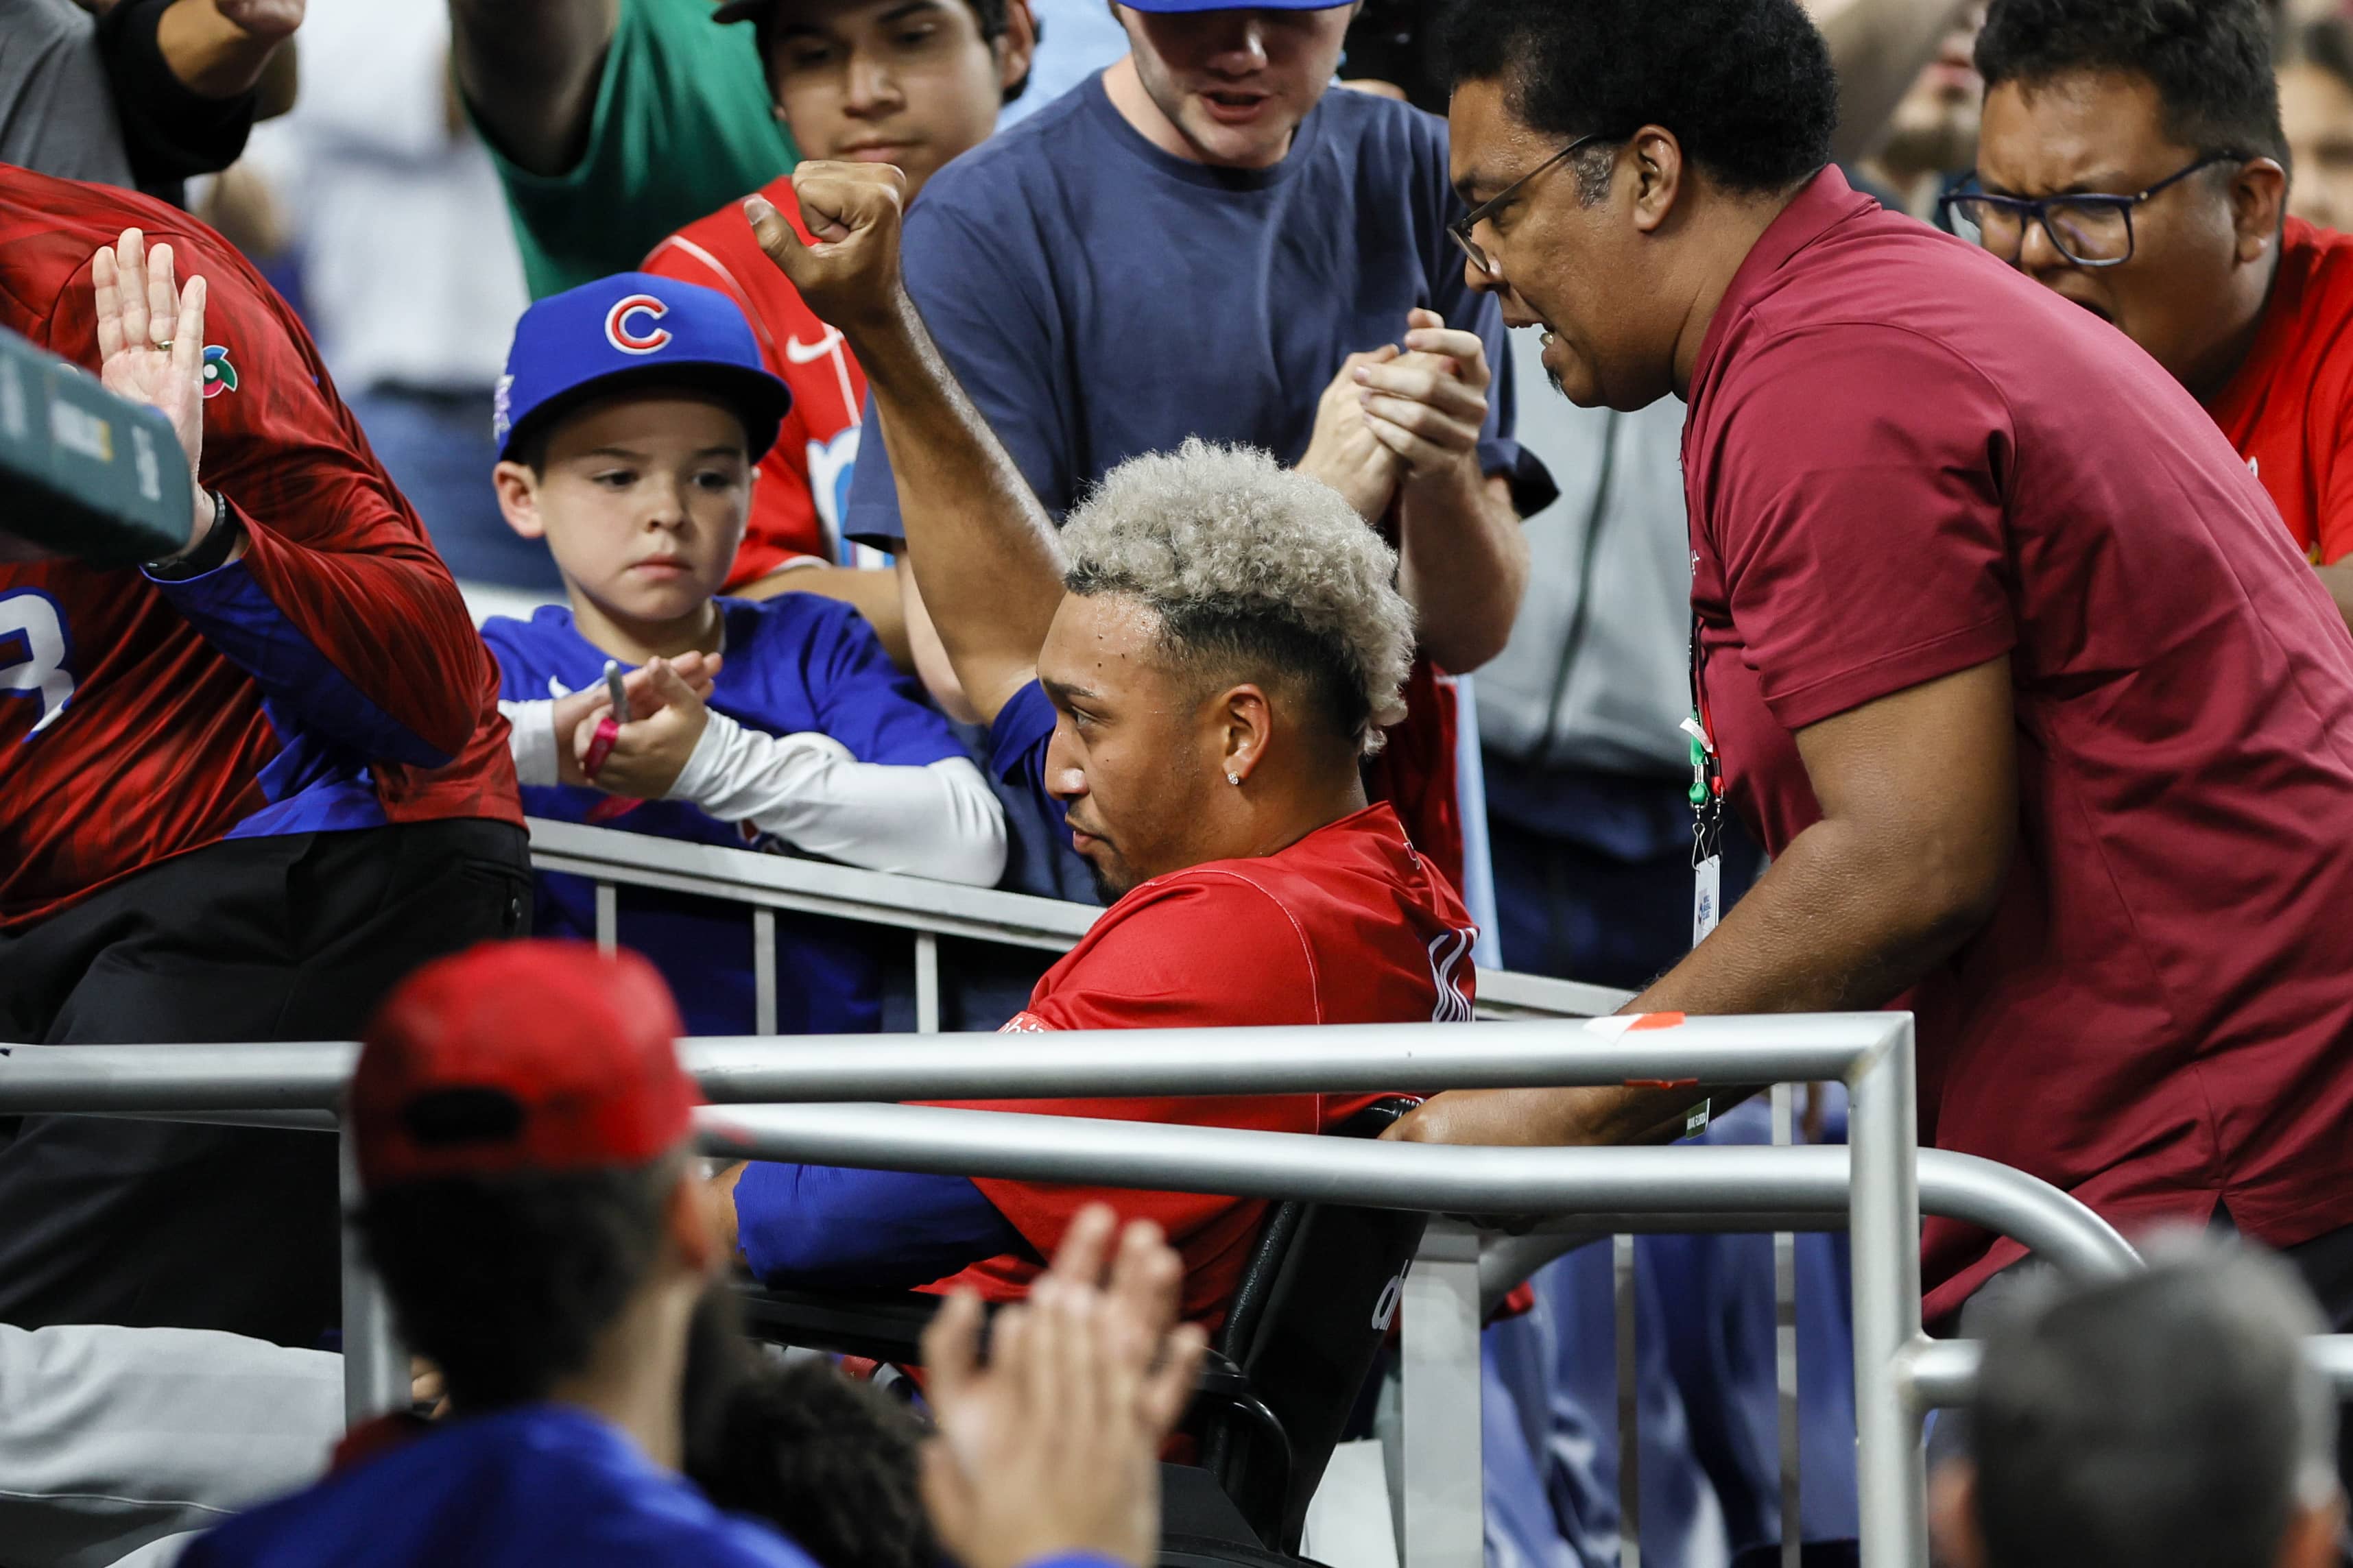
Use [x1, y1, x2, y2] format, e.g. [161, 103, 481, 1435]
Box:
[746, 162, 909, 336]
[213, 0, 304, 40]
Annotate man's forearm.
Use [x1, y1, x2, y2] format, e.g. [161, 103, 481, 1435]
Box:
[154, 0, 287, 99]
[1397, 469, 1527, 673]
[449, 0, 617, 175]
[1396, 811, 1990, 1149]
[844, 295, 1068, 720]
[1806, 0, 1976, 165]
[2316, 559, 2353, 634]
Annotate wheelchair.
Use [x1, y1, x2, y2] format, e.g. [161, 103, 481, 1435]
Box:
[734, 1098, 1427, 1567]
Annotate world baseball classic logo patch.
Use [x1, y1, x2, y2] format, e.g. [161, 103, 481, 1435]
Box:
[200, 344, 237, 399]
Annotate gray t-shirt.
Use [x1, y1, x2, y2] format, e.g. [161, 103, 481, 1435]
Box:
[1476, 326, 1694, 777]
[0, 0, 135, 189]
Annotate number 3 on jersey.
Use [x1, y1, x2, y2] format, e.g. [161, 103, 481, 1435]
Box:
[1, 590, 75, 737]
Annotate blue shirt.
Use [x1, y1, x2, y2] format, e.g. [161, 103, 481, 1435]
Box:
[728, 682, 1057, 1290]
[986, 683, 1095, 904]
[844, 71, 1551, 548]
[480, 596, 968, 1035]
[181, 1404, 810, 1568]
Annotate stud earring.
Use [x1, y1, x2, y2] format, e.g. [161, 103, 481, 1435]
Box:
[1226, 771, 1242, 786]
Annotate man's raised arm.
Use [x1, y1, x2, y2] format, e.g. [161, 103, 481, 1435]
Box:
[1805, 0, 1979, 166]
[747, 166, 1066, 725]
[447, 0, 617, 176]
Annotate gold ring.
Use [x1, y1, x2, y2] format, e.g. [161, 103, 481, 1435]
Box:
[152, 339, 174, 351]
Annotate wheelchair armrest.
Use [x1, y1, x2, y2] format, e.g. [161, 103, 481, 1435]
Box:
[739, 1286, 1266, 1424]
[734, 1281, 949, 1364]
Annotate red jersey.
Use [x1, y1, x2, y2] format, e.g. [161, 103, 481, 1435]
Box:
[2206, 217, 2353, 566]
[936, 803, 1476, 1325]
[644, 180, 867, 586]
[0, 167, 521, 932]
[1683, 169, 2353, 1322]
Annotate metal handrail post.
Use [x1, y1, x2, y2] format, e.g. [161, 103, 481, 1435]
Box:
[339, 1121, 407, 1421]
[1849, 1017, 1928, 1567]
[1400, 1220, 1483, 1568]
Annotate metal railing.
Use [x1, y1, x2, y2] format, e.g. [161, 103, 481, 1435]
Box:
[14, 828, 2340, 1565]
[525, 817, 1638, 1030]
[3, 1013, 2155, 1568]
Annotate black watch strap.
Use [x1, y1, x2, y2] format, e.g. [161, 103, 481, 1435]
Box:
[147, 490, 239, 579]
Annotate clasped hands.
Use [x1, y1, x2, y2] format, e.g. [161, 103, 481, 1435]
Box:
[1300, 307, 1494, 522]
[551, 654, 719, 799]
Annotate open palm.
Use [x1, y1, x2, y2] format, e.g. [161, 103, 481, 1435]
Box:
[92, 228, 207, 489]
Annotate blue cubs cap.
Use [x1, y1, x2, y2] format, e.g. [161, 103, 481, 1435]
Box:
[494, 273, 792, 463]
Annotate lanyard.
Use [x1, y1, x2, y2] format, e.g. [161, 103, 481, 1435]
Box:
[1684, 610, 1727, 873]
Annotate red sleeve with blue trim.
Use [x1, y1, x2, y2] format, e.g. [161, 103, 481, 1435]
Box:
[34, 265, 496, 769]
[0, 170, 517, 932]
[730, 1162, 1028, 1290]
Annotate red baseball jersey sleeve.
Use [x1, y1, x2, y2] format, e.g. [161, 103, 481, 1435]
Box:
[929, 803, 1477, 1325]
[644, 178, 869, 586]
[0, 166, 520, 932]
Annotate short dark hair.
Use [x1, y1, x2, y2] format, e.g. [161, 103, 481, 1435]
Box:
[357, 1155, 681, 1411]
[758, 0, 1034, 106]
[689, 1358, 937, 1568]
[2301, 19, 2353, 95]
[1431, 0, 1838, 195]
[1976, 0, 2288, 165]
[1969, 1245, 2336, 1568]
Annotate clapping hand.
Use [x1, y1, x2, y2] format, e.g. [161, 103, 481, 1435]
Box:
[550, 652, 719, 786]
[920, 1205, 1209, 1568]
[1355, 308, 1493, 483]
[1300, 347, 1409, 522]
[565, 654, 721, 795]
[92, 229, 208, 539]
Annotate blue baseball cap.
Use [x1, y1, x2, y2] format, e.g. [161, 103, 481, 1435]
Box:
[493, 273, 793, 463]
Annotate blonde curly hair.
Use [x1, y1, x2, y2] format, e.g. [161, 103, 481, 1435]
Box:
[1060, 439, 1416, 755]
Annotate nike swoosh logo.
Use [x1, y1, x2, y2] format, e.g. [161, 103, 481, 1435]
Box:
[783, 327, 845, 364]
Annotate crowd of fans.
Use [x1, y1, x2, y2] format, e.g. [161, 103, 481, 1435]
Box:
[6, 0, 2353, 1565]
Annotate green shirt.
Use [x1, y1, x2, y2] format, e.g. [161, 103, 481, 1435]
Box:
[483, 0, 795, 298]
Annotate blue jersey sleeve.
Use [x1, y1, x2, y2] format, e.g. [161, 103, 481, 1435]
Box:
[732, 1162, 1027, 1289]
[842, 200, 1073, 548]
[979, 682, 1097, 904]
[988, 679, 1060, 808]
[148, 553, 453, 768]
[798, 600, 969, 767]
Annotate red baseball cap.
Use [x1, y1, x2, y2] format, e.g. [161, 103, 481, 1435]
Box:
[352, 941, 699, 1192]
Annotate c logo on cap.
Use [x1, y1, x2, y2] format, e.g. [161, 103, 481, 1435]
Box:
[604, 293, 672, 356]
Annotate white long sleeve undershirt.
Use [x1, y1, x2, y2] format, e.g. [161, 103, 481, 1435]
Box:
[498, 699, 1007, 888]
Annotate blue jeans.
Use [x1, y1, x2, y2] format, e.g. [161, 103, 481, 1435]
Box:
[344, 386, 565, 594]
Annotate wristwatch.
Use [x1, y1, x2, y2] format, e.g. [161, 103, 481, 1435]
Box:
[146, 489, 240, 579]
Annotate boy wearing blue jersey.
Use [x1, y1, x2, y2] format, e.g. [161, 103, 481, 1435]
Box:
[479, 274, 1006, 1035]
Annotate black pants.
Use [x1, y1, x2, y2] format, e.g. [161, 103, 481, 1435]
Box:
[0, 819, 529, 1345]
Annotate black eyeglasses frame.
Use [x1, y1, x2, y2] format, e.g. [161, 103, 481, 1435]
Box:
[1448, 132, 1615, 277]
[1939, 152, 2254, 269]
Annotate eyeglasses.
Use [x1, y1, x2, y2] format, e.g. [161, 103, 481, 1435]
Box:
[1449, 133, 1613, 278]
[1941, 152, 2249, 268]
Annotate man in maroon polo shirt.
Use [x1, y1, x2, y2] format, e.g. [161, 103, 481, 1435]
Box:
[1394, 0, 2353, 1344]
